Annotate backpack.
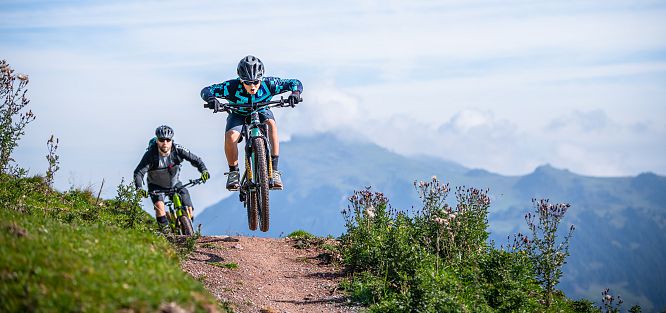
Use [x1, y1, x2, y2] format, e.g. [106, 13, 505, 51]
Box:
[146, 137, 157, 151]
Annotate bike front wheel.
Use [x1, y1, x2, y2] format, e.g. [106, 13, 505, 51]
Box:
[252, 137, 270, 232]
[178, 215, 194, 236]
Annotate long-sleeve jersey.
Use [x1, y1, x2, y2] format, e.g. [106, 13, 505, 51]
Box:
[200, 77, 303, 115]
[133, 143, 207, 190]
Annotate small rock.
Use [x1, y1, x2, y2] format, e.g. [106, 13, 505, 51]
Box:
[157, 302, 187, 313]
[233, 244, 243, 249]
[222, 236, 239, 242]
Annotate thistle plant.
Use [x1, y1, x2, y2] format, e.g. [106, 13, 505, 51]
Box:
[0, 60, 35, 173]
[516, 199, 575, 307]
[601, 288, 623, 313]
[340, 187, 391, 273]
[413, 177, 490, 265]
[45, 135, 60, 188]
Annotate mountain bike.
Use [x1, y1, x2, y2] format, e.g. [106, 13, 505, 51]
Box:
[150, 178, 203, 236]
[205, 96, 299, 232]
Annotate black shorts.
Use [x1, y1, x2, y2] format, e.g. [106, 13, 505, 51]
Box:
[148, 183, 193, 208]
[225, 109, 275, 133]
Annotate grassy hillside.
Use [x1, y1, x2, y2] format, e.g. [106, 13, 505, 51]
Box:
[0, 174, 226, 312]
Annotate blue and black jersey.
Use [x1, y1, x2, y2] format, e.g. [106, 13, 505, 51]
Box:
[200, 77, 302, 115]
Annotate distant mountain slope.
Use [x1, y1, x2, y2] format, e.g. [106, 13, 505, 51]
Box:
[198, 133, 666, 311]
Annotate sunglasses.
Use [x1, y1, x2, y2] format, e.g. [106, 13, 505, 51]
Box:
[158, 138, 172, 142]
[241, 79, 261, 86]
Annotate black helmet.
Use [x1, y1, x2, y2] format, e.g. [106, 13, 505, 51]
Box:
[155, 125, 174, 139]
[237, 55, 264, 81]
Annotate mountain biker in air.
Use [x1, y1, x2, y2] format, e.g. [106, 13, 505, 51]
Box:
[133, 125, 210, 232]
[200, 55, 303, 191]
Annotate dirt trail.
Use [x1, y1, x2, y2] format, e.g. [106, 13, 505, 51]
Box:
[181, 236, 359, 313]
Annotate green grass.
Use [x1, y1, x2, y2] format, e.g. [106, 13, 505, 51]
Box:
[0, 174, 227, 312]
[286, 229, 315, 239]
[209, 262, 239, 270]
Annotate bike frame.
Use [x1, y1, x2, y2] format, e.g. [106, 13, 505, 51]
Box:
[165, 193, 189, 231]
[150, 178, 202, 234]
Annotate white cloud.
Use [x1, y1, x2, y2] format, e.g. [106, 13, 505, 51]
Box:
[277, 83, 363, 137]
[439, 109, 507, 134]
[548, 109, 611, 132]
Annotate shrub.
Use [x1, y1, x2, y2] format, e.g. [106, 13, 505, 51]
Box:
[287, 229, 315, 239]
[478, 248, 541, 312]
[337, 178, 605, 312]
[339, 178, 546, 312]
[107, 178, 155, 232]
[412, 178, 490, 267]
[601, 288, 623, 313]
[570, 299, 600, 313]
[0, 60, 35, 173]
[515, 199, 575, 307]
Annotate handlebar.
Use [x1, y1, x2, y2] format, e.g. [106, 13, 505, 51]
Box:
[203, 96, 302, 114]
[149, 178, 204, 196]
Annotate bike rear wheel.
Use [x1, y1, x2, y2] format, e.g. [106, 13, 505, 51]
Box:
[246, 191, 258, 231]
[252, 137, 271, 232]
[178, 215, 194, 236]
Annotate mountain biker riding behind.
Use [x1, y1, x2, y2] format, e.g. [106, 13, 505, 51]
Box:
[200, 55, 302, 191]
[133, 125, 210, 231]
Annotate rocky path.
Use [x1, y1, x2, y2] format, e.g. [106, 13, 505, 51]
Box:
[181, 236, 359, 313]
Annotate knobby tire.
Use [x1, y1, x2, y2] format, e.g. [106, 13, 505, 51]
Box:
[252, 137, 270, 232]
[247, 191, 258, 231]
[178, 215, 194, 236]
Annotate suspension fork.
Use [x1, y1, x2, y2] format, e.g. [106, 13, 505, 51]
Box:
[249, 122, 273, 176]
[172, 192, 193, 220]
[244, 132, 254, 184]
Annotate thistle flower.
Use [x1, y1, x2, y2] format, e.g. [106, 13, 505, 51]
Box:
[433, 216, 449, 226]
[364, 206, 375, 218]
[17, 74, 29, 81]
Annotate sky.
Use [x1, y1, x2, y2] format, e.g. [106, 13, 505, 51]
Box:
[1, 0, 665, 209]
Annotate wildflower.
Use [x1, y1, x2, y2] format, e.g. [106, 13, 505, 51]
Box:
[433, 217, 449, 226]
[364, 206, 375, 218]
[17, 74, 28, 81]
